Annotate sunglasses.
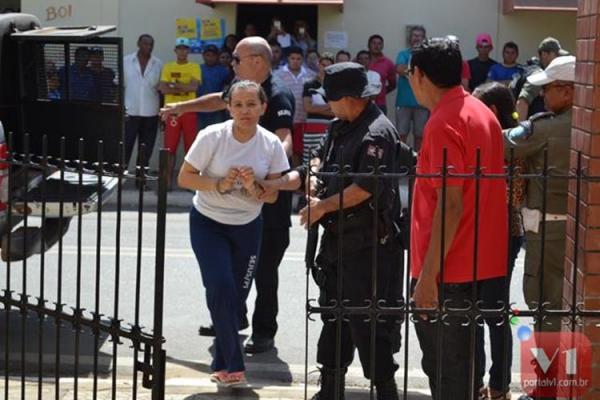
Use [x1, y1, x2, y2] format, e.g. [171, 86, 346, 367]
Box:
[232, 53, 259, 64]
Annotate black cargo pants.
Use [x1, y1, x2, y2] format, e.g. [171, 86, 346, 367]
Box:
[315, 231, 403, 382]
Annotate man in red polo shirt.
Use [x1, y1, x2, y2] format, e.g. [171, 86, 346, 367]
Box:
[407, 38, 508, 400]
[368, 34, 396, 115]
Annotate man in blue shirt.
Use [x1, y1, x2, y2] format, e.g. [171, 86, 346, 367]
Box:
[197, 45, 230, 130]
[60, 46, 95, 101]
[395, 25, 429, 151]
[488, 41, 522, 86]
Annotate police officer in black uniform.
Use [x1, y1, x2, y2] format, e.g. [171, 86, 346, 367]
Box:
[260, 62, 414, 400]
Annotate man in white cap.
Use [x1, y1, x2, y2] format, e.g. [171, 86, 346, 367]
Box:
[503, 55, 575, 400]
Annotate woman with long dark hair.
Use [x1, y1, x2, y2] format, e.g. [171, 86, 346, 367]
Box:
[472, 81, 523, 400]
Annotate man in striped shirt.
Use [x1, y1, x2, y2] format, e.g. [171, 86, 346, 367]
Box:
[274, 46, 316, 165]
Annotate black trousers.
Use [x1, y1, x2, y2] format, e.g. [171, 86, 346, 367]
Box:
[316, 232, 402, 382]
[411, 277, 507, 400]
[124, 116, 159, 167]
[249, 227, 290, 339]
[476, 274, 514, 393]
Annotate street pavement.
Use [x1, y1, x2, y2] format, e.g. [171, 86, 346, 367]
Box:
[0, 188, 530, 398]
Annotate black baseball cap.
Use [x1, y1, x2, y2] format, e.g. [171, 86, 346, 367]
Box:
[311, 62, 381, 101]
[203, 44, 219, 55]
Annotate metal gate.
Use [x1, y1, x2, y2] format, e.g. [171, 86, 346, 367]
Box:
[0, 19, 169, 399]
[303, 149, 600, 400]
[0, 137, 169, 400]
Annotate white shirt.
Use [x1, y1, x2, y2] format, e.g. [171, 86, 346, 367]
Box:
[185, 120, 290, 225]
[367, 70, 383, 96]
[123, 52, 163, 117]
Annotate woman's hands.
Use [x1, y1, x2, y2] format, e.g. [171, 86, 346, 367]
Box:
[217, 167, 240, 194]
[215, 166, 258, 195]
[237, 167, 268, 200]
[237, 167, 256, 191]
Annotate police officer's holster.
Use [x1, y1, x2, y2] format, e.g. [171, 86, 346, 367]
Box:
[312, 204, 403, 383]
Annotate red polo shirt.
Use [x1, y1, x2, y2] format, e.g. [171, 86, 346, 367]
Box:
[369, 55, 396, 107]
[410, 86, 508, 283]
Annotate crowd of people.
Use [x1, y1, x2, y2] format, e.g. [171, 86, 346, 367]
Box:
[116, 21, 574, 400]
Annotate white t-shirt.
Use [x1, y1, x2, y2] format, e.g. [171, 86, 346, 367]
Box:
[185, 120, 290, 225]
[123, 53, 163, 117]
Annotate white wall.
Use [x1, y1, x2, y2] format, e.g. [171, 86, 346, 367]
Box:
[21, 0, 577, 77]
[497, 10, 576, 60]
[21, 0, 120, 27]
[318, 0, 499, 62]
[22, 0, 236, 64]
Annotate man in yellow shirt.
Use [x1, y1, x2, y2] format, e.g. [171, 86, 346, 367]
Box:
[159, 37, 201, 187]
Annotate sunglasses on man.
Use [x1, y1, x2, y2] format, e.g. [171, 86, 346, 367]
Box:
[232, 53, 260, 64]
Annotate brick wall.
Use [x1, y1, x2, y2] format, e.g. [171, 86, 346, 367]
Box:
[566, 1, 600, 398]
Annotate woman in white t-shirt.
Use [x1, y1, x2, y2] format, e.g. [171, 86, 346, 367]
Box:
[178, 80, 289, 386]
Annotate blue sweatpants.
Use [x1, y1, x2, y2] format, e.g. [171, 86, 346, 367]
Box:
[189, 208, 262, 372]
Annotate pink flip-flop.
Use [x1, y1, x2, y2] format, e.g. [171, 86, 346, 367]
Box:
[223, 371, 247, 387]
[209, 370, 228, 384]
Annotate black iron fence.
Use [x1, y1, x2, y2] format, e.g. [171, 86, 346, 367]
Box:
[1, 135, 598, 400]
[303, 148, 600, 400]
[0, 134, 168, 400]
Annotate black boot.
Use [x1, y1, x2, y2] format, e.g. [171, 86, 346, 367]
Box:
[311, 368, 346, 400]
[375, 378, 399, 400]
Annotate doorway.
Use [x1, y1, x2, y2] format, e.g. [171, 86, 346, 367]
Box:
[236, 4, 318, 42]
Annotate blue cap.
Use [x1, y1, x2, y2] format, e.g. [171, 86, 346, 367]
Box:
[175, 37, 190, 48]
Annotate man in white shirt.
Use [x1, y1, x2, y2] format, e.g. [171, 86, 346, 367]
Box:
[274, 46, 316, 164]
[123, 34, 163, 171]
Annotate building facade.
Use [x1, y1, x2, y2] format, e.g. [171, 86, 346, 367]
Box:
[22, 0, 576, 68]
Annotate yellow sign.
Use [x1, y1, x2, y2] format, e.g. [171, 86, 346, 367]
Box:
[200, 18, 223, 41]
[176, 18, 197, 39]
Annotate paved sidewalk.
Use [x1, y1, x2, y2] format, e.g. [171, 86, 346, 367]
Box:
[0, 377, 432, 400]
[0, 358, 528, 399]
[0, 359, 434, 399]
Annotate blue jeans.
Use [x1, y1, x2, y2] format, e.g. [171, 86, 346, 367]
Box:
[189, 208, 262, 372]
